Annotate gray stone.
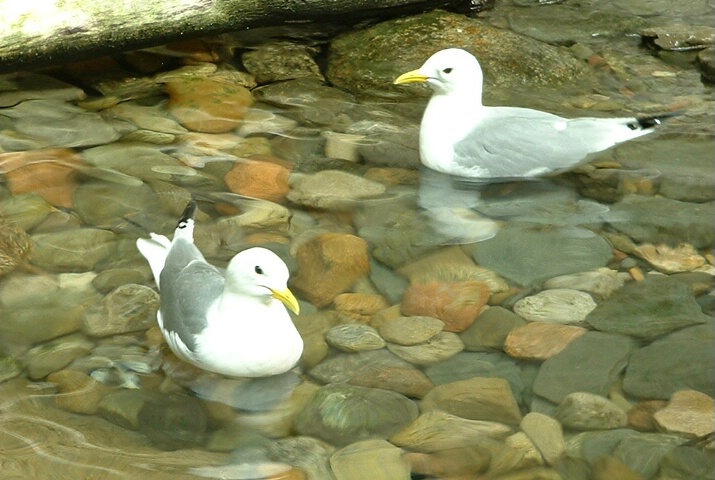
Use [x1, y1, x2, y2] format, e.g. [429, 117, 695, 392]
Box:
[607, 195, 714, 249]
[30, 228, 117, 271]
[23, 333, 94, 380]
[543, 268, 626, 300]
[356, 203, 440, 269]
[288, 170, 386, 211]
[330, 439, 411, 480]
[555, 392, 628, 431]
[421, 377, 523, 425]
[386, 331, 464, 366]
[307, 349, 411, 384]
[0, 354, 22, 383]
[640, 24, 715, 51]
[294, 384, 418, 447]
[0, 193, 53, 232]
[82, 284, 159, 337]
[533, 331, 636, 404]
[612, 432, 685, 479]
[586, 275, 710, 339]
[253, 78, 356, 128]
[470, 224, 612, 287]
[657, 445, 715, 480]
[242, 42, 324, 84]
[137, 392, 208, 450]
[325, 324, 385, 352]
[623, 324, 715, 399]
[698, 47, 715, 84]
[3, 99, 120, 149]
[378, 316, 444, 346]
[73, 180, 161, 229]
[423, 351, 528, 406]
[368, 259, 410, 304]
[0, 72, 86, 107]
[98, 389, 151, 430]
[391, 410, 512, 453]
[268, 436, 336, 480]
[460, 306, 526, 351]
[565, 429, 641, 465]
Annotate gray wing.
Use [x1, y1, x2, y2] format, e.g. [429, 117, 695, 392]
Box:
[159, 238, 225, 352]
[453, 108, 617, 178]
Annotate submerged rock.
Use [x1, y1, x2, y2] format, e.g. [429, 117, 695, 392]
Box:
[294, 383, 418, 446]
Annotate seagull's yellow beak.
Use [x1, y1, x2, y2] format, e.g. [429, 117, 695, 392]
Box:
[272, 287, 300, 315]
[394, 69, 429, 85]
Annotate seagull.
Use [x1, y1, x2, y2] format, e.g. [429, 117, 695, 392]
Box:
[394, 48, 672, 179]
[136, 201, 303, 378]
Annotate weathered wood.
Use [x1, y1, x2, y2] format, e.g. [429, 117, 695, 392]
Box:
[0, 0, 473, 73]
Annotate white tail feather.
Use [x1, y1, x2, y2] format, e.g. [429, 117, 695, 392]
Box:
[136, 233, 171, 288]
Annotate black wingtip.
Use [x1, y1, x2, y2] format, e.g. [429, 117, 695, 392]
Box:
[630, 111, 682, 130]
[177, 200, 197, 228]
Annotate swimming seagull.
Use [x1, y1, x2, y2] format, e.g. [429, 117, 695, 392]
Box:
[136, 201, 302, 377]
[394, 48, 673, 179]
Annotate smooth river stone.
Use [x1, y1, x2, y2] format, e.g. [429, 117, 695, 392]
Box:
[505, 322, 587, 361]
[294, 384, 418, 447]
[520, 412, 565, 465]
[513, 289, 596, 324]
[30, 228, 117, 271]
[378, 315, 444, 346]
[585, 275, 710, 339]
[23, 333, 94, 380]
[400, 280, 490, 332]
[329, 439, 410, 480]
[542, 268, 626, 299]
[307, 349, 411, 384]
[391, 410, 512, 453]
[350, 365, 434, 399]
[386, 331, 464, 366]
[460, 306, 526, 351]
[268, 436, 336, 480]
[488, 432, 544, 475]
[623, 324, 714, 399]
[325, 324, 385, 352]
[421, 377, 523, 425]
[287, 170, 385, 211]
[533, 331, 636, 404]
[653, 390, 715, 438]
[470, 224, 613, 287]
[555, 392, 628, 431]
[82, 284, 159, 337]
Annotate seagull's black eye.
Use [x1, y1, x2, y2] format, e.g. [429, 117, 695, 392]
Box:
[254, 266, 264, 275]
[442, 67, 453, 74]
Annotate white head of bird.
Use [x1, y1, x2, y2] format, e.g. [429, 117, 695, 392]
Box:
[396, 48, 484, 103]
[225, 247, 299, 314]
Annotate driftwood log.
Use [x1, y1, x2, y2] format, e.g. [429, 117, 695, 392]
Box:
[0, 0, 482, 73]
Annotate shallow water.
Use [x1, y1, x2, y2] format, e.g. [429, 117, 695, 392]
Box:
[0, 1, 714, 479]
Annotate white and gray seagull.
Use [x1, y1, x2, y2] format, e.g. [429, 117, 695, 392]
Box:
[394, 48, 673, 179]
[136, 201, 302, 378]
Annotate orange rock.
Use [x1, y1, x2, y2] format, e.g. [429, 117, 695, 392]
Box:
[291, 233, 370, 308]
[333, 293, 390, 323]
[165, 73, 254, 133]
[224, 160, 290, 203]
[504, 322, 588, 361]
[0, 148, 85, 208]
[400, 280, 490, 333]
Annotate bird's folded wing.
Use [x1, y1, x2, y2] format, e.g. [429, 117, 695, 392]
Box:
[452, 110, 614, 178]
[160, 242, 225, 351]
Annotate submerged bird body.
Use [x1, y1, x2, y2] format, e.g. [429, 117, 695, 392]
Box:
[395, 48, 669, 179]
[136, 202, 302, 378]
